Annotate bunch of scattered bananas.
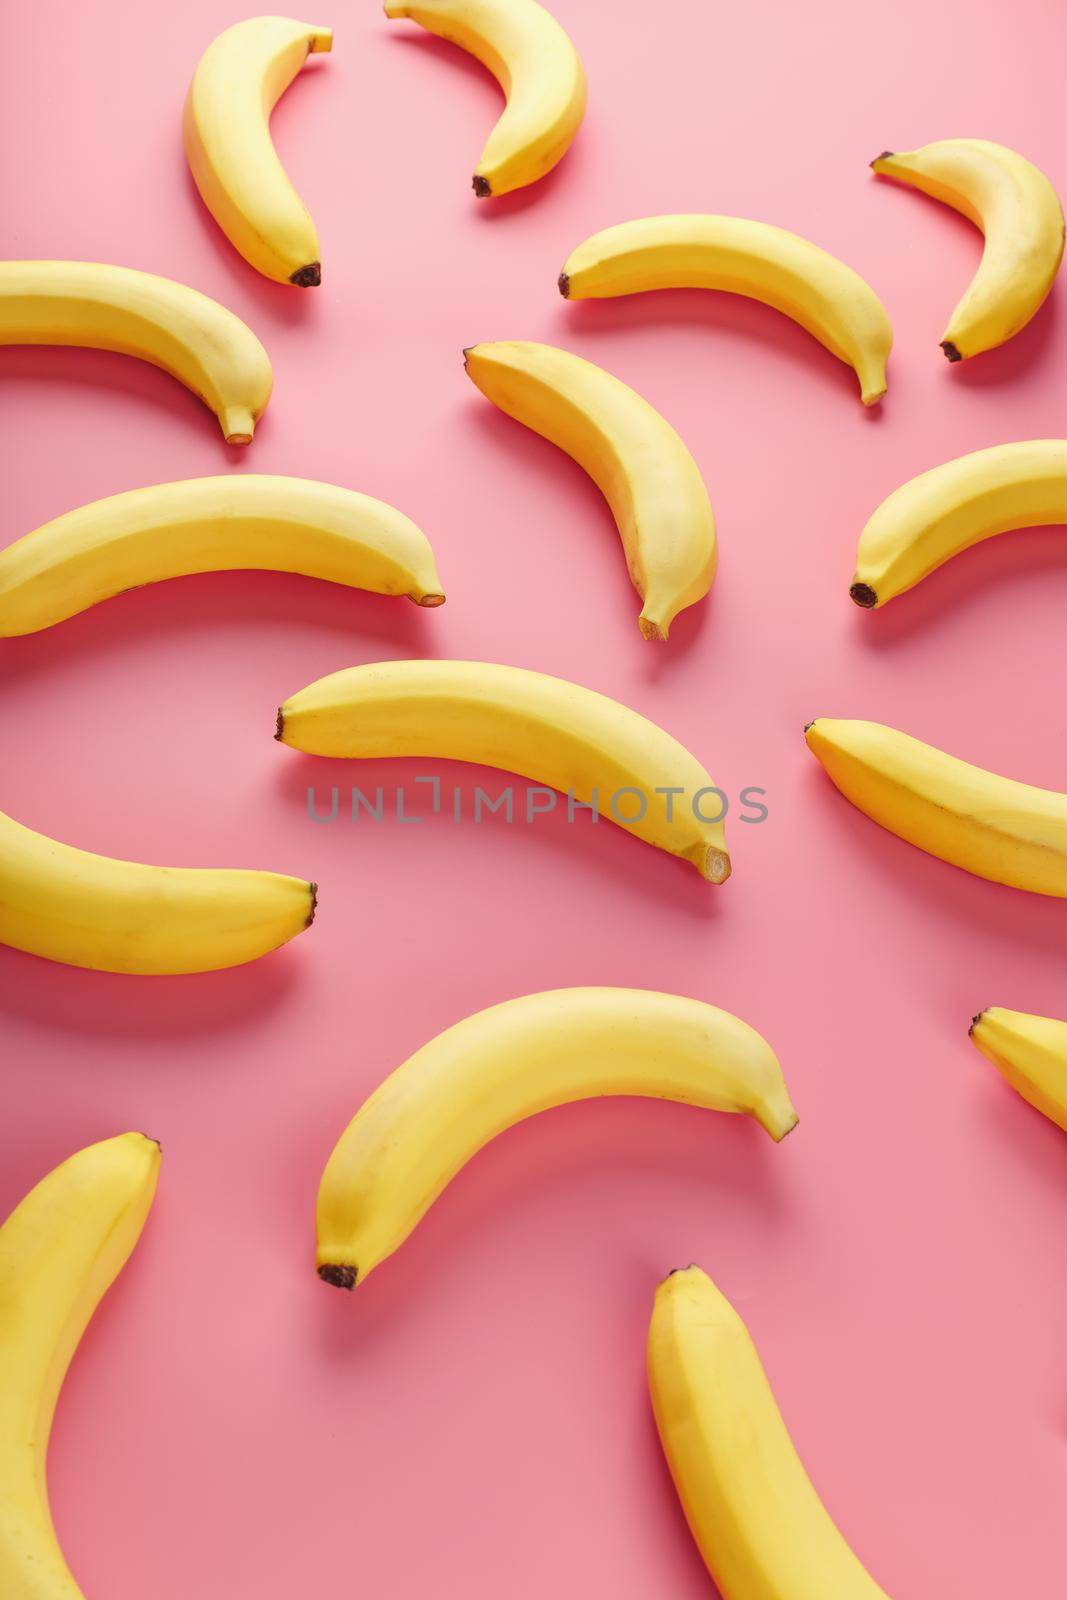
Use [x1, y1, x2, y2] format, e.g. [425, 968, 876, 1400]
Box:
[3, 1, 1067, 1597]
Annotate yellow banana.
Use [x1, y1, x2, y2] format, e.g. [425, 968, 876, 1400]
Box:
[384, 0, 586, 197]
[277, 658, 731, 881]
[0, 261, 272, 443]
[850, 440, 1067, 608]
[970, 1006, 1067, 1132]
[872, 141, 1064, 360]
[184, 17, 333, 286]
[464, 341, 715, 639]
[0, 475, 445, 635]
[0, 1134, 160, 1600]
[559, 215, 893, 405]
[0, 806, 315, 973]
[806, 718, 1067, 896]
[317, 989, 797, 1288]
[648, 1265, 892, 1600]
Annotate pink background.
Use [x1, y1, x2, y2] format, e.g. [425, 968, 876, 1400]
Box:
[3, 0, 1067, 1594]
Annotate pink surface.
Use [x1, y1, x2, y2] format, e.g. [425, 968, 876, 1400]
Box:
[3, 1, 1067, 1594]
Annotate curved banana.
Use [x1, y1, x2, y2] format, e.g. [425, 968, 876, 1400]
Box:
[317, 989, 797, 1288]
[0, 806, 315, 973]
[0, 261, 272, 443]
[970, 1006, 1067, 1132]
[648, 1265, 892, 1600]
[806, 718, 1067, 897]
[850, 440, 1067, 608]
[184, 17, 332, 286]
[277, 658, 731, 881]
[559, 215, 893, 406]
[464, 341, 715, 639]
[0, 1134, 160, 1600]
[0, 476, 445, 635]
[384, 0, 586, 197]
[872, 141, 1064, 360]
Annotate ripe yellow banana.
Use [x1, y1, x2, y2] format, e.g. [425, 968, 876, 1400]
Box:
[970, 1006, 1067, 1132]
[648, 1265, 892, 1600]
[184, 17, 332, 287]
[850, 440, 1067, 609]
[0, 1134, 160, 1600]
[464, 341, 715, 639]
[0, 475, 445, 635]
[559, 215, 893, 405]
[872, 141, 1064, 360]
[0, 261, 272, 443]
[277, 658, 731, 880]
[384, 0, 586, 197]
[806, 718, 1067, 896]
[0, 806, 315, 973]
[317, 988, 797, 1288]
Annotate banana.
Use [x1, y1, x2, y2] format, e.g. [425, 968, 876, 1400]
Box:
[970, 1006, 1067, 1132]
[806, 718, 1067, 897]
[0, 1134, 160, 1600]
[0, 475, 445, 635]
[317, 989, 797, 1288]
[0, 261, 272, 443]
[648, 1265, 892, 1600]
[184, 18, 332, 287]
[559, 215, 893, 406]
[277, 658, 731, 881]
[384, 0, 586, 197]
[464, 341, 715, 639]
[0, 806, 315, 973]
[850, 440, 1067, 608]
[872, 141, 1064, 360]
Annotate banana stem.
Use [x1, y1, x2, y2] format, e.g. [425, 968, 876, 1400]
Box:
[220, 405, 255, 444]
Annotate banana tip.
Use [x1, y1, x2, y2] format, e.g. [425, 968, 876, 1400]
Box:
[941, 340, 963, 363]
[558, 271, 571, 299]
[290, 263, 322, 288]
[306, 883, 318, 928]
[319, 1263, 358, 1291]
[870, 150, 895, 168]
[138, 1133, 163, 1153]
[850, 581, 878, 609]
[770, 1107, 800, 1142]
[803, 719, 817, 735]
[638, 615, 668, 642]
[417, 592, 446, 608]
[472, 174, 492, 198]
[663, 1264, 701, 1286]
[275, 707, 285, 741]
[969, 1010, 987, 1037]
[220, 405, 255, 446]
[704, 848, 731, 884]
